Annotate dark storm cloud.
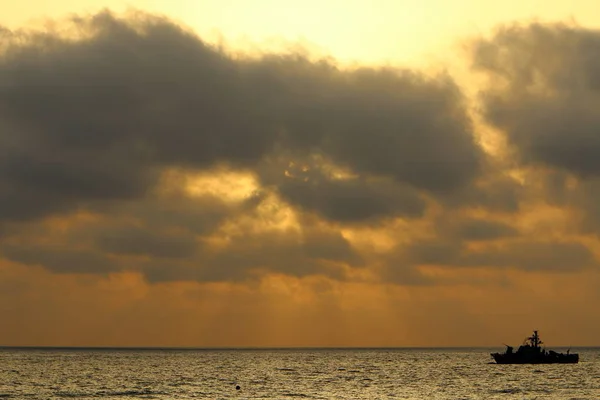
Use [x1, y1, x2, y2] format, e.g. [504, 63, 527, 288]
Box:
[247, 56, 484, 195]
[140, 226, 363, 283]
[95, 227, 199, 259]
[0, 12, 264, 222]
[1, 243, 119, 274]
[112, 192, 242, 236]
[0, 191, 252, 274]
[472, 23, 600, 236]
[0, 10, 484, 226]
[461, 241, 597, 272]
[381, 215, 520, 285]
[403, 237, 597, 272]
[416, 215, 520, 245]
[286, 67, 481, 194]
[0, 10, 505, 284]
[259, 157, 426, 223]
[405, 239, 463, 266]
[301, 228, 363, 266]
[451, 218, 519, 241]
[382, 209, 594, 280]
[574, 178, 600, 235]
[473, 22, 600, 178]
[442, 172, 523, 213]
[278, 174, 426, 223]
[0, 188, 363, 281]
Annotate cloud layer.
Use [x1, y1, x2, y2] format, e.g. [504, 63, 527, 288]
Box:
[1, 12, 599, 287]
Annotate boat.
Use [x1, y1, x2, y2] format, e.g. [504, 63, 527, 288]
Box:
[491, 330, 579, 364]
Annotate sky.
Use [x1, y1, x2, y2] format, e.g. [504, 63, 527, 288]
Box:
[1, 0, 600, 347]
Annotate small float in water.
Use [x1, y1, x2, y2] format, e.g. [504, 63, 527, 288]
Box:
[491, 330, 578, 364]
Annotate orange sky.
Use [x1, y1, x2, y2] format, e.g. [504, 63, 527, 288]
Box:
[1, 1, 600, 347]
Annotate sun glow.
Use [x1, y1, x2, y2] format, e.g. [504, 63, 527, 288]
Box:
[184, 170, 260, 202]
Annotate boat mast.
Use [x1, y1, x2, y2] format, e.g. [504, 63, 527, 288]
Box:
[530, 330, 543, 349]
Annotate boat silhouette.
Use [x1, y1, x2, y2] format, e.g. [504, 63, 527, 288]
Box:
[491, 331, 578, 364]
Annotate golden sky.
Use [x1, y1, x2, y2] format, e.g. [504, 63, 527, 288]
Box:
[1, 0, 600, 347]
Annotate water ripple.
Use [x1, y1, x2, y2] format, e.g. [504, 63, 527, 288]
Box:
[0, 348, 599, 399]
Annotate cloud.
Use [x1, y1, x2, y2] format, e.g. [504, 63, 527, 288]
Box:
[0, 10, 484, 227]
[461, 241, 597, 272]
[472, 22, 600, 237]
[473, 22, 600, 178]
[0, 9, 496, 284]
[95, 227, 199, 259]
[442, 171, 524, 213]
[450, 217, 519, 241]
[1, 244, 119, 274]
[380, 215, 520, 285]
[381, 206, 595, 281]
[279, 175, 425, 223]
[4, 12, 600, 348]
[240, 54, 483, 194]
[259, 156, 426, 223]
[403, 237, 597, 273]
[0, 186, 364, 281]
[12, 11, 596, 287]
[138, 225, 363, 283]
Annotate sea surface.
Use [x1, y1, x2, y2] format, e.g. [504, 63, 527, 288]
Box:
[1, 347, 599, 399]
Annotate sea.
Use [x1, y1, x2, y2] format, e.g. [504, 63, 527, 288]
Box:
[1, 347, 599, 399]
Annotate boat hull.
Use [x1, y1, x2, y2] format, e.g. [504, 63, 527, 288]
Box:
[491, 352, 579, 364]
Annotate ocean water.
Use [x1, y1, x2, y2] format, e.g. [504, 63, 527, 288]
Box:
[1, 347, 599, 399]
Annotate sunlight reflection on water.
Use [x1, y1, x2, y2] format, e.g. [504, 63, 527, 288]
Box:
[0, 347, 599, 399]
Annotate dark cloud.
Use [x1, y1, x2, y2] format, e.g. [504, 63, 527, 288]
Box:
[405, 238, 463, 266]
[411, 214, 520, 246]
[259, 156, 426, 223]
[575, 178, 600, 235]
[0, 12, 266, 222]
[473, 23, 600, 178]
[301, 228, 363, 266]
[442, 172, 523, 213]
[140, 226, 363, 283]
[1, 244, 119, 274]
[113, 192, 242, 236]
[403, 237, 596, 272]
[382, 207, 592, 280]
[0, 190, 363, 281]
[95, 227, 199, 259]
[241, 55, 483, 195]
[381, 216, 520, 285]
[451, 218, 519, 241]
[534, 169, 574, 207]
[308, 69, 482, 193]
[461, 241, 596, 272]
[0, 10, 483, 226]
[0, 190, 250, 275]
[0, 10, 527, 285]
[473, 23, 600, 236]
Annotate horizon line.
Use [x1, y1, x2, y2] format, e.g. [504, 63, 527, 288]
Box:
[1, 345, 597, 350]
